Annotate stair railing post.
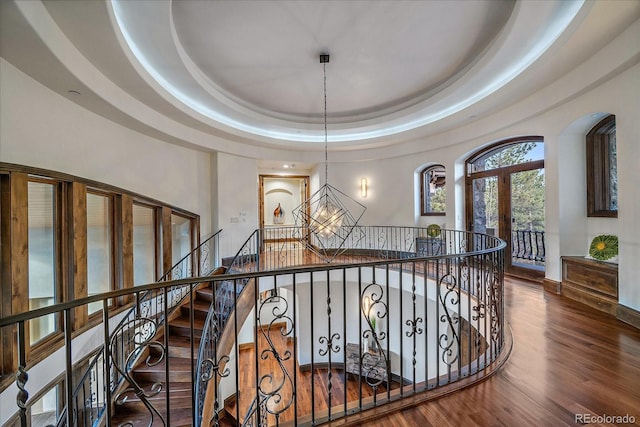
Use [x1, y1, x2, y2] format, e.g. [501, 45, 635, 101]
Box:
[64, 309, 73, 427]
[164, 286, 171, 426]
[102, 299, 113, 426]
[16, 321, 28, 427]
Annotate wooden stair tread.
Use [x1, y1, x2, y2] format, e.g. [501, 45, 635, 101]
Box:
[168, 334, 201, 348]
[133, 356, 194, 372]
[170, 316, 206, 329]
[111, 269, 241, 427]
[112, 406, 194, 427]
[183, 300, 211, 312]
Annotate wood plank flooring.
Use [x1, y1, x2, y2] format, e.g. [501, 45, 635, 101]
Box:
[226, 275, 640, 426]
[228, 325, 399, 425]
[350, 277, 640, 427]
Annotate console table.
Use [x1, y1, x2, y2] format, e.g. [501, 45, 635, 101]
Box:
[561, 256, 618, 315]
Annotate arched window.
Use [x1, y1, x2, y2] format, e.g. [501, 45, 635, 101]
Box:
[586, 114, 616, 217]
[420, 164, 446, 216]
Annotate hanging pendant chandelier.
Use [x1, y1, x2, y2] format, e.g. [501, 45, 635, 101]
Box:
[293, 53, 366, 262]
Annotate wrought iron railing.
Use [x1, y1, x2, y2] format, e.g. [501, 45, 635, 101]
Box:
[1, 227, 506, 427]
[511, 229, 545, 263]
[12, 230, 222, 427]
[194, 226, 506, 427]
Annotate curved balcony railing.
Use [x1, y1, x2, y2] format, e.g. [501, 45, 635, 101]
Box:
[0, 227, 506, 427]
[511, 229, 545, 263]
[195, 226, 507, 427]
[0, 230, 221, 427]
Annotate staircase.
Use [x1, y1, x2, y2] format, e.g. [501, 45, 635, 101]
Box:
[110, 274, 240, 427]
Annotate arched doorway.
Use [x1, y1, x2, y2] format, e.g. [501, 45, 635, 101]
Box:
[465, 137, 545, 279]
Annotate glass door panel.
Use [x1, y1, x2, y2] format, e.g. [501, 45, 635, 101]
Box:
[471, 176, 499, 238]
[510, 169, 545, 270]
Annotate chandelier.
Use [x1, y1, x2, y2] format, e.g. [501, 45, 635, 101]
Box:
[293, 54, 366, 262]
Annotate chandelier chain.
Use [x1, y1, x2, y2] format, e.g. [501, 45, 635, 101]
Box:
[323, 61, 328, 187]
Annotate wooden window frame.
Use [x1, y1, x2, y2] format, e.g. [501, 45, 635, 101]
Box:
[26, 177, 66, 360]
[169, 211, 199, 277]
[420, 164, 446, 216]
[85, 188, 117, 319]
[131, 201, 159, 286]
[0, 162, 201, 388]
[586, 114, 617, 217]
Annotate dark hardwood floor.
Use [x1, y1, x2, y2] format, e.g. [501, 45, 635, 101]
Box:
[350, 276, 640, 427]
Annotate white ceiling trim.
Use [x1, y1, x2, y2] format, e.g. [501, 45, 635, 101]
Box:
[110, 0, 585, 146]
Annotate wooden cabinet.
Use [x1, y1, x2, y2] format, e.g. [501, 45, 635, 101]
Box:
[561, 256, 618, 315]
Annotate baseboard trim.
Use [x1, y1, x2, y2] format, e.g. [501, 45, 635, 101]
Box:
[542, 278, 561, 294]
[617, 304, 640, 329]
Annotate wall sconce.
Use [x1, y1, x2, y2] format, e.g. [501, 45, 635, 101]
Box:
[361, 177, 368, 198]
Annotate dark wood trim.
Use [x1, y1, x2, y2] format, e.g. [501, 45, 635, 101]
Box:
[193, 216, 201, 275]
[586, 114, 617, 217]
[161, 206, 172, 276]
[542, 278, 561, 294]
[465, 135, 544, 171]
[258, 174, 310, 231]
[0, 162, 198, 219]
[0, 172, 29, 374]
[560, 256, 618, 316]
[154, 206, 163, 280]
[465, 137, 545, 279]
[617, 304, 640, 329]
[120, 194, 134, 303]
[419, 164, 446, 216]
[69, 182, 88, 330]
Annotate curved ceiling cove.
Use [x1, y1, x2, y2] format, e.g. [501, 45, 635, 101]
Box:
[110, 0, 584, 146]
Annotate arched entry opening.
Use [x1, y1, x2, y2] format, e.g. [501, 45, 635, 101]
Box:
[465, 136, 545, 280]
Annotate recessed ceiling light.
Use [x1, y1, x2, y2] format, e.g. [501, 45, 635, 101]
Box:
[283, 164, 290, 168]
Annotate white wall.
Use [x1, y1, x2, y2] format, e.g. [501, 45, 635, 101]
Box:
[213, 51, 639, 310]
[308, 43, 640, 311]
[0, 59, 214, 237]
[215, 152, 259, 259]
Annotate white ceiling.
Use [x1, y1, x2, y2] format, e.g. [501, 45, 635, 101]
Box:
[1, 0, 639, 155]
[170, 1, 512, 119]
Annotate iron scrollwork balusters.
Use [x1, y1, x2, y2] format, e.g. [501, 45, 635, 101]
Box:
[405, 270, 424, 386]
[199, 355, 230, 427]
[489, 254, 502, 353]
[438, 274, 460, 368]
[360, 282, 389, 390]
[255, 288, 295, 424]
[195, 279, 237, 427]
[16, 365, 29, 424]
[110, 317, 166, 427]
[200, 240, 211, 274]
[319, 271, 340, 419]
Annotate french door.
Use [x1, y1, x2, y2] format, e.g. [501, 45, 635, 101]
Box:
[466, 141, 545, 279]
